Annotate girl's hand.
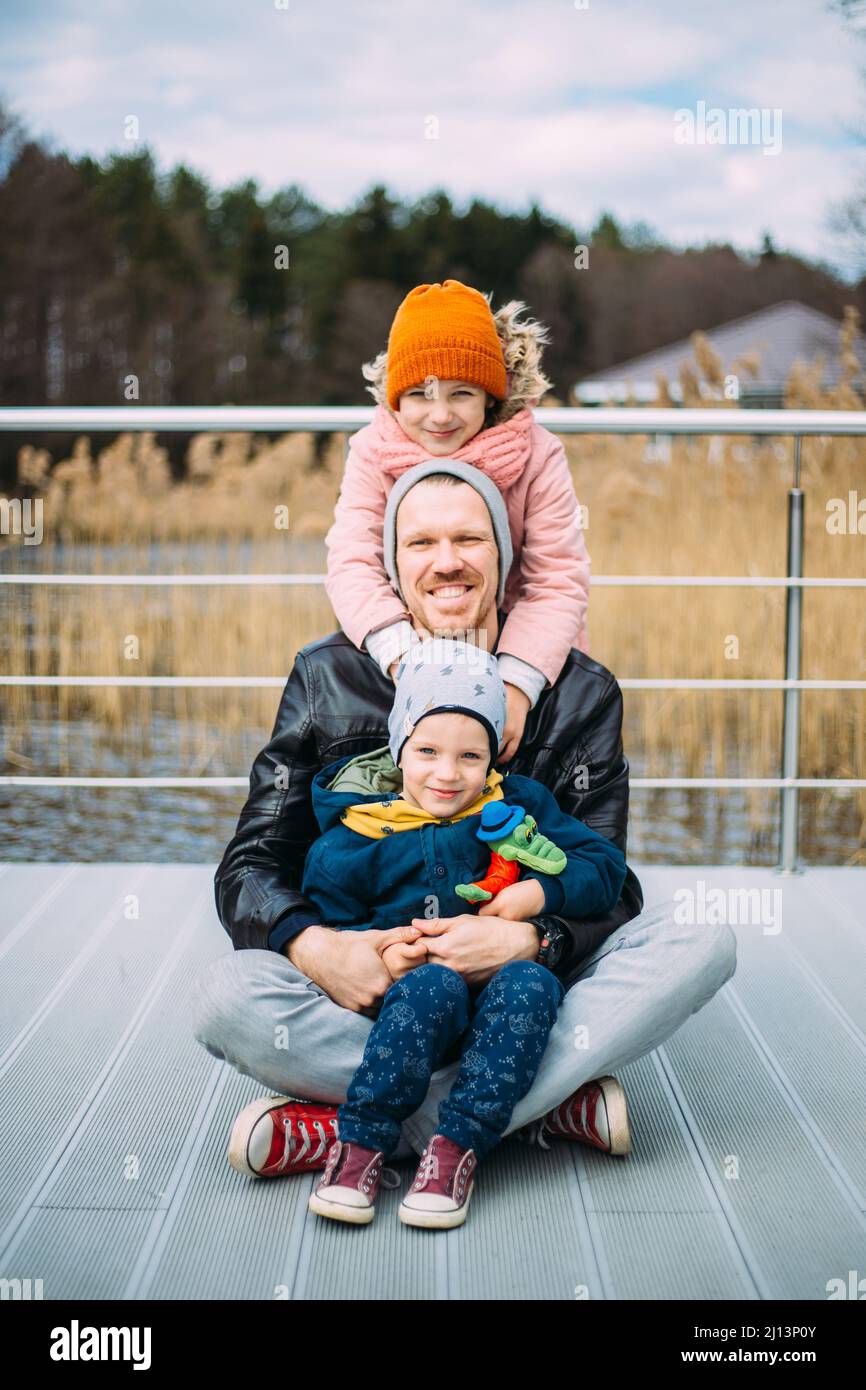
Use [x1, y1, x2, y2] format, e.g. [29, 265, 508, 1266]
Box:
[497, 683, 531, 764]
[477, 878, 546, 920]
[388, 660, 400, 682]
[381, 936, 428, 980]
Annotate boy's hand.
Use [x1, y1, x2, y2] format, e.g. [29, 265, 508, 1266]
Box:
[477, 877, 545, 920]
[387, 659, 400, 682]
[381, 936, 428, 980]
[497, 683, 531, 764]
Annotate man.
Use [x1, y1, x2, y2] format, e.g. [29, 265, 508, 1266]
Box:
[191, 460, 737, 1176]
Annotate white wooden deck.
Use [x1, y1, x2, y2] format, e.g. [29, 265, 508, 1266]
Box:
[0, 861, 863, 1301]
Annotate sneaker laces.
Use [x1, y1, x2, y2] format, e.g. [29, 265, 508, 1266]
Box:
[414, 1151, 440, 1188]
[278, 1116, 330, 1170]
[516, 1117, 552, 1151]
[277, 1100, 401, 1185]
[294, 1118, 330, 1164]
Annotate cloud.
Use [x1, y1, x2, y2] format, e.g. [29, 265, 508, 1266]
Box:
[0, 0, 861, 271]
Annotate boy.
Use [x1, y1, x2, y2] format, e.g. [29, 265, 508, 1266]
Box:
[301, 638, 627, 1229]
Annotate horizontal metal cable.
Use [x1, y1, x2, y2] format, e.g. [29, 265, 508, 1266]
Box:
[0, 675, 862, 689]
[1, 775, 863, 790]
[0, 573, 328, 586]
[2, 405, 866, 435]
[1, 573, 864, 587]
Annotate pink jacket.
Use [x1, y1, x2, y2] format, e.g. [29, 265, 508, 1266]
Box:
[324, 403, 591, 691]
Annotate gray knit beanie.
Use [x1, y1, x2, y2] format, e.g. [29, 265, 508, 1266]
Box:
[388, 637, 506, 770]
[382, 459, 513, 608]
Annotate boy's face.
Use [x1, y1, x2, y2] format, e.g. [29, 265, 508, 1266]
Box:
[396, 379, 494, 454]
[399, 712, 491, 817]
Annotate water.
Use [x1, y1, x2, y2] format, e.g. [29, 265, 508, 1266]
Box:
[0, 711, 861, 864]
[0, 536, 327, 574]
[1, 542, 862, 865]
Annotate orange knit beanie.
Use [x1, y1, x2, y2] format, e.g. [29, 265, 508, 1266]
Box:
[385, 279, 508, 411]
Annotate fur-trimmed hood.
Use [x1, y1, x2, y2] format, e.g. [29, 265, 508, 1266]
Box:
[360, 292, 555, 427]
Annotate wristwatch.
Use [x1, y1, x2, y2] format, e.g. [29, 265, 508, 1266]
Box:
[531, 915, 567, 971]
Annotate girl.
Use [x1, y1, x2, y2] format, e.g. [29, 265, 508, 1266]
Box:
[324, 278, 592, 763]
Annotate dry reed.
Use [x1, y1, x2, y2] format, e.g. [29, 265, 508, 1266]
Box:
[2, 311, 865, 859]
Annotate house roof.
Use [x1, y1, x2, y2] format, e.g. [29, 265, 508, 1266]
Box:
[576, 300, 865, 401]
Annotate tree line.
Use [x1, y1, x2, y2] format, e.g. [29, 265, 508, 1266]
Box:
[0, 98, 861, 481]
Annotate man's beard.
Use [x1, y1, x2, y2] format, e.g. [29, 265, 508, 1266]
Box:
[413, 609, 492, 652]
[405, 579, 497, 650]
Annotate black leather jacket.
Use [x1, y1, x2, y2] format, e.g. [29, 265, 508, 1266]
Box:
[214, 610, 644, 991]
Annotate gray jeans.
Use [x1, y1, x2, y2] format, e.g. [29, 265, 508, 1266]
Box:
[191, 897, 737, 1159]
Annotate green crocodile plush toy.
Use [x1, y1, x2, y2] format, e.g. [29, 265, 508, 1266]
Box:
[455, 800, 566, 904]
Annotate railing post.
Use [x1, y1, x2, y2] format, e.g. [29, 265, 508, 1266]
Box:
[777, 435, 805, 874]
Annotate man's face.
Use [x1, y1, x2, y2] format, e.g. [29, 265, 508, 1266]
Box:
[396, 379, 493, 454]
[394, 481, 499, 638]
[399, 712, 490, 817]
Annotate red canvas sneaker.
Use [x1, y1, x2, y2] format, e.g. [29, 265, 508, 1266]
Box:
[228, 1094, 339, 1177]
[518, 1075, 631, 1155]
[398, 1133, 477, 1230]
[308, 1139, 397, 1224]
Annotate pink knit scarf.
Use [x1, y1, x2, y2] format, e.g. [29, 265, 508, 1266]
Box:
[369, 403, 534, 491]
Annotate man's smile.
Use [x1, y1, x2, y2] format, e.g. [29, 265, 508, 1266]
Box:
[429, 584, 472, 598]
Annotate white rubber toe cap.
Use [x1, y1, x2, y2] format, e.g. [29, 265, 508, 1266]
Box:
[400, 1192, 458, 1212]
[316, 1185, 371, 1208]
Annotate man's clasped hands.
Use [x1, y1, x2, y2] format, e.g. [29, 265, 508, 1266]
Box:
[289, 875, 546, 1018]
[382, 875, 545, 981]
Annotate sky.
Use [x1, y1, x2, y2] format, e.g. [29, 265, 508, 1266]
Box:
[2, 0, 865, 279]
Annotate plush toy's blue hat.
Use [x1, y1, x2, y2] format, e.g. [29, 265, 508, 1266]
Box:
[475, 800, 525, 841]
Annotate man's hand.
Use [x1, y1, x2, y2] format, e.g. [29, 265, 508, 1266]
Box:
[382, 936, 429, 981]
[286, 923, 424, 1016]
[477, 877, 545, 921]
[497, 683, 531, 765]
[408, 912, 538, 988]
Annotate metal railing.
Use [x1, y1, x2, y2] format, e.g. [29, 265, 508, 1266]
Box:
[1, 405, 865, 873]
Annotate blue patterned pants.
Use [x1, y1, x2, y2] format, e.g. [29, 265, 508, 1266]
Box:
[336, 959, 565, 1161]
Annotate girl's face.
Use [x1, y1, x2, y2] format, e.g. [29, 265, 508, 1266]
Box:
[399, 712, 491, 817]
[396, 380, 495, 454]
